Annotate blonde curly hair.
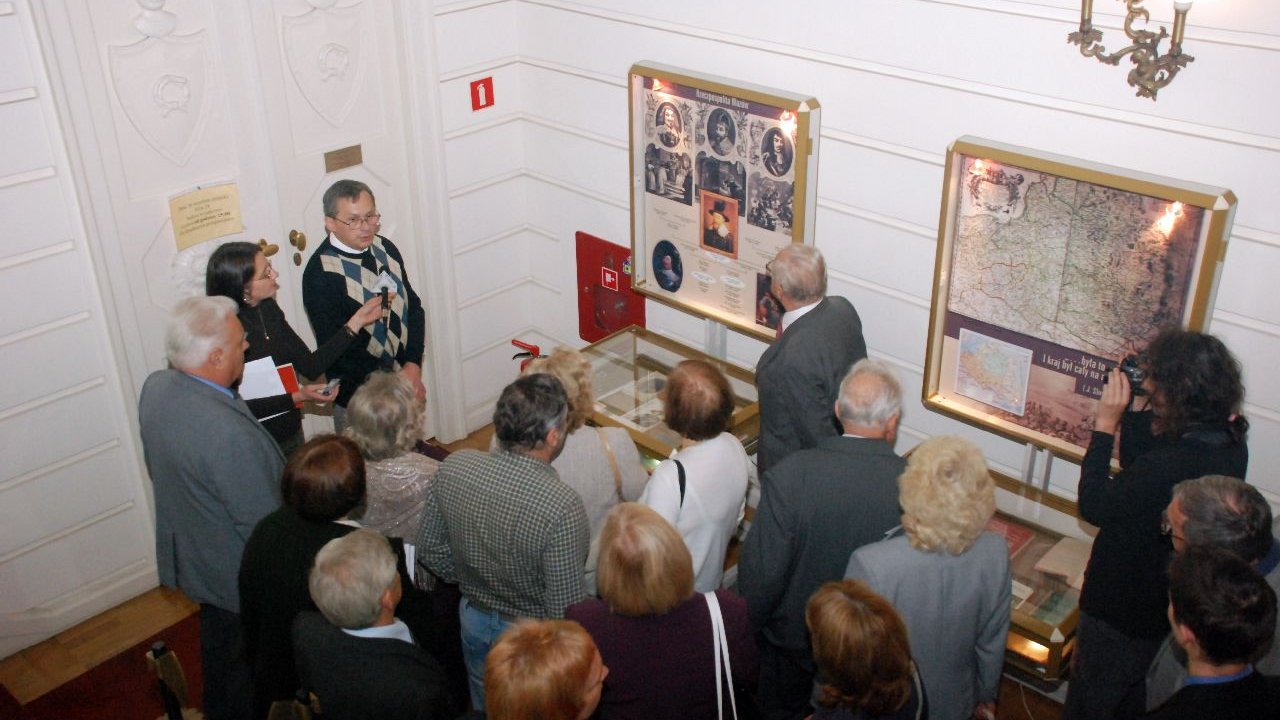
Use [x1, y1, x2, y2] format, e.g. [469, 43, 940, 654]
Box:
[524, 347, 594, 434]
[343, 372, 424, 461]
[899, 436, 994, 555]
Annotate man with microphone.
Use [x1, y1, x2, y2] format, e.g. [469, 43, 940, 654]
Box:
[303, 179, 427, 429]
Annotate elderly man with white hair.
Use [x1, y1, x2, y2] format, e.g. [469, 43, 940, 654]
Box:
[755, 244, 867, 476]
[138, 295, 284, 720]
[293, 529, 457, 719]
[739, 358, 908, 720]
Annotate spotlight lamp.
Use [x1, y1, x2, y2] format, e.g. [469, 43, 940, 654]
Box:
[1068, 0, 1194, 100]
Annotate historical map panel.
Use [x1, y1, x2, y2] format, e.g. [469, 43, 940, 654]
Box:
[926, 138, 1234, 460]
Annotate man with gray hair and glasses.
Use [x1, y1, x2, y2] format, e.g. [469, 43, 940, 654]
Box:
[417, 373, 590, 712]
[303, 179, 426, 426]
[1146, 474, 1280, 710]
[739, 358, 907, 720]
[138, 295, 284, 720]
[755, 244, 867, 477]
[293, 529, 457, 719]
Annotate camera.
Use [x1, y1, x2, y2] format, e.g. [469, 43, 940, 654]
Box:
[1105, 355, 1147, 396]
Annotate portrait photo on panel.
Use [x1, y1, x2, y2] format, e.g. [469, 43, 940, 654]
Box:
[707, 108, 737, 157]
[747, 172, 795, 235]
[701, 191, 739, 258]
[644, 144, 694, 205]
[761, 127, 793, 177]
[755, 273, 781, 331]
[652, 240, 684, 292]
[655, 102, 683, 148]
[696, 153, 747, 216]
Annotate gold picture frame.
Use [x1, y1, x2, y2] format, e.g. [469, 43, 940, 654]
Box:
[628, 62, 820, 341]
[924, 136, 1237, 462]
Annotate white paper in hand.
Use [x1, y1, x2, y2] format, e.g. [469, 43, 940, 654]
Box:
[239, 356, 287, 400]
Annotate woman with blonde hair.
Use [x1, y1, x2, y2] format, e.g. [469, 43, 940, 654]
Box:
[344, 370, 437, 541]
[845, 436, 1009, 720]
[567, 503, 757, 719]
[806, 579, 925, 720]
[517, 347, 648, 536]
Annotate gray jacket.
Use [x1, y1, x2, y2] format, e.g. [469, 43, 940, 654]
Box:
[139, 369, 283, 612]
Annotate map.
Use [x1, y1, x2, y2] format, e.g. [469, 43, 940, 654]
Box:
[956, 329, 1031, 416]
[949, 157, 1204, 358]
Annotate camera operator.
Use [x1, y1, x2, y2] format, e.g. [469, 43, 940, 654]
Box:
[1062, 328, 1249, 720]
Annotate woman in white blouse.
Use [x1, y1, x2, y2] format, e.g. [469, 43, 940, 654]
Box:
[640, 359, 749, 592]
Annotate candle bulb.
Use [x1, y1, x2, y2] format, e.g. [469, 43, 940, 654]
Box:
[1171, 1, 1192, 50]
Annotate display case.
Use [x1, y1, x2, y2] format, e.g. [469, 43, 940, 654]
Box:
[579, 326, 760, 463]
[988, 512, 1086, 684]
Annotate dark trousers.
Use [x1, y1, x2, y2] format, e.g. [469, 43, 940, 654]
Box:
[1061, 611, 1163, 720]
[199, 603, 253, 720]
[756, 636, 814, 720]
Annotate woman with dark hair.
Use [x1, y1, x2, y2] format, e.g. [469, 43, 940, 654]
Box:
[638, 359, 749, 592]
[239, 435, 437, 717]
[206, 241, 383, 454]
[806, 579, 926, 720]
[1063, 328, 1249, 720]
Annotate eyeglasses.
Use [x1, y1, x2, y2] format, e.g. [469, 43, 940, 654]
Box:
[253, 261, 275, 281]
[331, 213, 382, 229]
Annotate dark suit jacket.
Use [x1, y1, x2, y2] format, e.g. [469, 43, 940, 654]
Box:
[292, 612, 458, 720]
[138, 369, 284, 613]
[754, 296, 867, 475]
[738, 436, 904, 654]
[239, 509, 437, 710]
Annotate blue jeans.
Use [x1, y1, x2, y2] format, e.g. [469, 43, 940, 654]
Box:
[459, 597, 513, 711]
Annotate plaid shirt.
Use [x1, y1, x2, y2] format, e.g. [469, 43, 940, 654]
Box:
[417, 449, 590, 618]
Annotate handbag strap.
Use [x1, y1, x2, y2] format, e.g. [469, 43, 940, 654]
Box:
[675, 459, 687, 509]
[705, 591, 738, 720]
[595, 426, 624, 503]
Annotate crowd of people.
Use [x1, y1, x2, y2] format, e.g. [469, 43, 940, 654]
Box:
[137, 182, 1280, 720]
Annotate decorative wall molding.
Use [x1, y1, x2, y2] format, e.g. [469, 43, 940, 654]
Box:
[0, 500, 134, 565]
[0, 440, 118, 494]
[107, 0, 214, 167]
[514, 0, 1280, 153]
[0, 312, 88, 350]
[280, 1, 368, 127]
[0, 167, 56, 190]
[0, 87, 37, 105]
[0, 240, 74, 272]
[0, 377, 105, 422]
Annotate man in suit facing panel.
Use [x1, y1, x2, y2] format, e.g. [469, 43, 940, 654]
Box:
[739, 359, 908, 720]
[754, 244, 868, 476]
[138, 295, 285, 720]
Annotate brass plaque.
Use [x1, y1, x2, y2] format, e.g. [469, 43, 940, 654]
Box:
[324, 145, 363, 173]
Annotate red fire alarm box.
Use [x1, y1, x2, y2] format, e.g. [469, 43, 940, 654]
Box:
[575, 231, 645, 343]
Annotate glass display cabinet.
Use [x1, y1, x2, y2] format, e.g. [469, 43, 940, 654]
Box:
[987, 512, 1086, 684]
[579, 326, 760, 464]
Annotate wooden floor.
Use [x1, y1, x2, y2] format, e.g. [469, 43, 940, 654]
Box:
[0, 423, 1062, 720]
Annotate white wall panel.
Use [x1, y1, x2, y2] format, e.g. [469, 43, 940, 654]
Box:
[523, 123, 627, 202]
[4, 176, 73, 258]
[1215, 238, 1280, 324]
[0, 99, 54, 176]
[0, 447, 131, 554]
[815, 207, 936, 301]
[448, 175, 528, 247]
[443, 121, 524, 190]
[455, 232, 534, 303]
[434, 2, 520, 75]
